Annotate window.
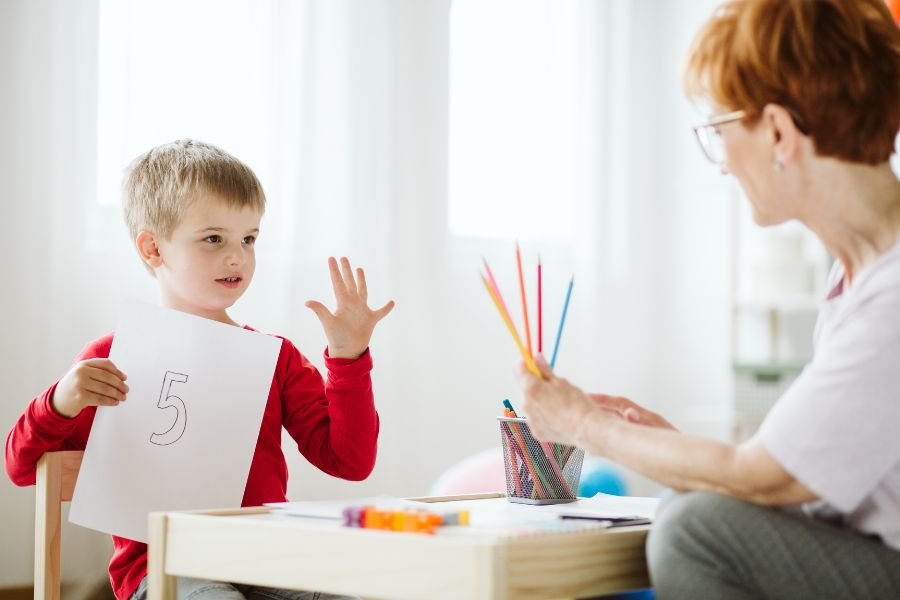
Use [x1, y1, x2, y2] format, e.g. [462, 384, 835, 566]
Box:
[448, 0, 577, 240]
[95, 0, 277, 210]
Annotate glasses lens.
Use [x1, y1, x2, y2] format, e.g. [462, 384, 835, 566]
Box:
[696, 125, 724, 165]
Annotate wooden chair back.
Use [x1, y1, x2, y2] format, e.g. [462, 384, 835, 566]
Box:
[34, 450, 84, 600]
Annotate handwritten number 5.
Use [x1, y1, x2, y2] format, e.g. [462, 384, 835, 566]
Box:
[150, 371, 188, 446]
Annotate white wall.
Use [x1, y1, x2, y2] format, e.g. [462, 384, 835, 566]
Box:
[0, 0, 119, 590]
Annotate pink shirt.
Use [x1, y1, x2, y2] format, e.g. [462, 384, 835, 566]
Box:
[760, 241, 900, 551]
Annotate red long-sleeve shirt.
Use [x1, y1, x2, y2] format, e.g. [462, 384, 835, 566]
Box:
[5, 329, 379, 599]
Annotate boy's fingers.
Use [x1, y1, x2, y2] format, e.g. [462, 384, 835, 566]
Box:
[356, 268, 368, 301]
[84, 381, 126, 403]
[89, 369, 129, 395]
[327, 257, 348, 299]
[84, 358, 127, 381]
[339, 257, 357, 294]
[373, 300, 395, 321]
[91, 393, 122, 407]
[305, 300, 333, 323]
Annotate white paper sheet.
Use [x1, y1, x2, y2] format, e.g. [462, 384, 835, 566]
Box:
[417, 493, 660, 527]
[69, 301, 282, 542]
[552, 492, 660, 520]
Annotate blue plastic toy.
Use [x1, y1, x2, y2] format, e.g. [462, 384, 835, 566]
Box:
[577, 459, 629, 497]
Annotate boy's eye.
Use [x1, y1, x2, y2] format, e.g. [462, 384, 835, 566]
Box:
[203, 235, 223, 244]
[242, 235, 256, 246]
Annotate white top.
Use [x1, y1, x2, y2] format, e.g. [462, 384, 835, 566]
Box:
[760, 240, 900, 551]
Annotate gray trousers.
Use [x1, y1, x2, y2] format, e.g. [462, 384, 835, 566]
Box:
[130, 576, 357, 600]
[646, 491, 900, 600]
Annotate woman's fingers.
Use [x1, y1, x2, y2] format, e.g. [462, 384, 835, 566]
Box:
[533, 353, 554, 379]
[623, 407, 642, 423]
[590, 393, 632, 412]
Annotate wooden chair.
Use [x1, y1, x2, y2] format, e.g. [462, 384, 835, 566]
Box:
[34, 450, 83, 600]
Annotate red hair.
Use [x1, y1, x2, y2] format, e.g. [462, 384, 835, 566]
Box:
[684, 0, 900, 165]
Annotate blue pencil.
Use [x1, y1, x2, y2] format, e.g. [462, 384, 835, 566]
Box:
[550, 276, 574, 369]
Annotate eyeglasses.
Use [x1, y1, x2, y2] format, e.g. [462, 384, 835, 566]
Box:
[692, 110, 746, 165]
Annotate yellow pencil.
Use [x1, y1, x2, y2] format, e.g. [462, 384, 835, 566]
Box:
[481, 274, 542, 377]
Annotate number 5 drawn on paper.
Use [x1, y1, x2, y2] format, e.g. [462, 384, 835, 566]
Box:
[150, 371, 189, 446]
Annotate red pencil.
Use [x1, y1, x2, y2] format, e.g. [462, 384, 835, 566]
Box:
[537, 256, 543, 354]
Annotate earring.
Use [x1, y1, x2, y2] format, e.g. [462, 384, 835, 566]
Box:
[773, 159, 784, 171]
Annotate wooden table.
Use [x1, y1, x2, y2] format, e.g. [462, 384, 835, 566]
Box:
[147, 493, 650, 600]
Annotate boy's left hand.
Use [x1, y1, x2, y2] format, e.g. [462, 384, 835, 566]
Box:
[305, 257, 395, 359]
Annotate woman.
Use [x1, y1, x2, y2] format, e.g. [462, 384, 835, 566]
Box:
[519, 1, 900, 598]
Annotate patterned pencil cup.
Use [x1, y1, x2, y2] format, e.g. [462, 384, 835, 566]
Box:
[498, 417, 584, 505]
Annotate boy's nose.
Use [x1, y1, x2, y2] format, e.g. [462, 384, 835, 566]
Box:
[225, 246, 246, 267]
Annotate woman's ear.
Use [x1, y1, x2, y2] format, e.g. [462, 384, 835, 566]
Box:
[762, 103, 802, 167]
[135, 230, 163, 269]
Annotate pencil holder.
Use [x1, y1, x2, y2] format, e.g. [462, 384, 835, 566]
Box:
[498, 417, 584, 505]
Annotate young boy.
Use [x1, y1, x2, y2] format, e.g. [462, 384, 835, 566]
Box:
[4, 139, 394, 600]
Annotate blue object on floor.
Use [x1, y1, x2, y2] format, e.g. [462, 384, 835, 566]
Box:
[578, 459, 629, 497]
[607, 590, 655, 600]
[590, 588, 655, 599]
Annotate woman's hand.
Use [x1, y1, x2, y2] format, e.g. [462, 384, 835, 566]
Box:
[589, 394, 677, 430]
[52, 358, 129, 418]
[519, 355, 615, 447]
[305, 257, 395, 359]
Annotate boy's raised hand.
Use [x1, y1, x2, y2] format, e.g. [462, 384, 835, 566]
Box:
[52, 358, 129, 418]
[305, 257, 395, 359]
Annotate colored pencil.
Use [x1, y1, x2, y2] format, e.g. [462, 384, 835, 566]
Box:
[500, 424, 524, 497]
[537, 256, 543, 354]
[515, 242, 533, 358]
[550, 276, 574, 369]
[481, 274, 541, 377]
[482, 257, 512, 323]
[503, 399, 518, 417]
[507, 421, 548, 498]
[539, 440, 574, 498]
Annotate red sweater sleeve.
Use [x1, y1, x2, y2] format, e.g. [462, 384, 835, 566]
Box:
[4, 336, 112, 486]
[278, 339, 379, 481]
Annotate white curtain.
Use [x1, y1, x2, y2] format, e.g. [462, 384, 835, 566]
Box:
[1, 0, 732, 589]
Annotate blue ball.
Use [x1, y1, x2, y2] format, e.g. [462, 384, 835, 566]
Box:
[578, 461, 629, 497]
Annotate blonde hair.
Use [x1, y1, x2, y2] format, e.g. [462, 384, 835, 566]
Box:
[684, 0, 900, 165]
[122, 139, 266, 241]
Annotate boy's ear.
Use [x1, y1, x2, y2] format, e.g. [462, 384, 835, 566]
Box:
[135, 230, 163, 269]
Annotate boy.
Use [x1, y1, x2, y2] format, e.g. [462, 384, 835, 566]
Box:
[5, 139, 394, 600]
